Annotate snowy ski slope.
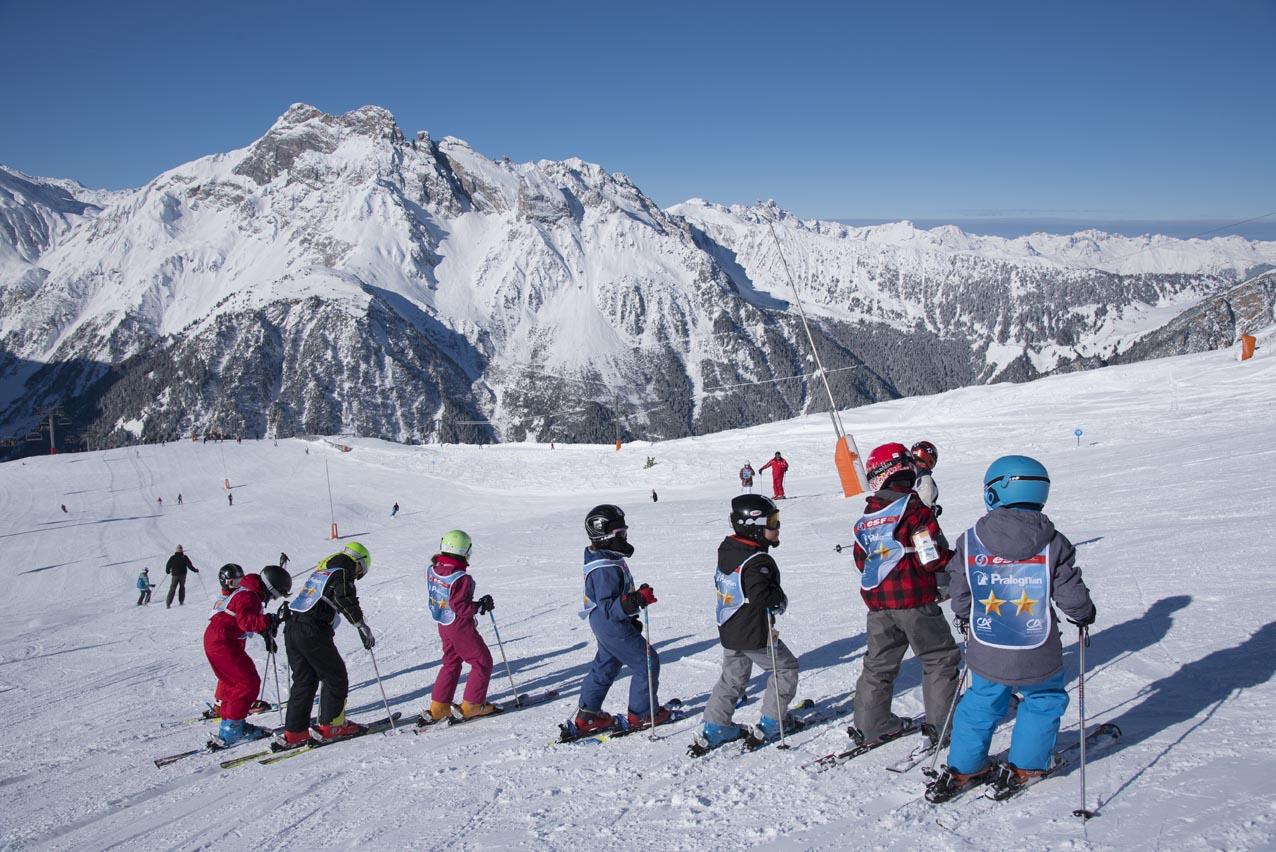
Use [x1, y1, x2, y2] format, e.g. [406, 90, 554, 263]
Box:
[1, 336, 1274, 850]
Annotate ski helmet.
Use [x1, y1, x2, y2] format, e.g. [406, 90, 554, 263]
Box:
[217, 563, 245, 590]
[439, 529, 473, 559]
[260, 564, 292, 600]
[730, 494, 780, 547]
[866, 442, 915, 491]
[910, 440, 938, 470]
[584, 504, 633, 555]
[342, 541, 371, 578]
[983, 455, 1050, 510]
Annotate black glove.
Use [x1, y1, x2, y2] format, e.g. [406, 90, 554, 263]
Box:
[165, 566, 171, 575]
[954, 616, 969, 638]
[262, 632, 278, 654]
[933, 504, 943, 517]
[355, 621, 375, 650]
[1067, 605, 1097, 628]
[621, 583, 657, 614]
[276, 602, 291, 623]
[476, 594, 495, 616]
[190, 566, 199, 573]
[266, 613, 281, 637]
[631, 617, 643, 634]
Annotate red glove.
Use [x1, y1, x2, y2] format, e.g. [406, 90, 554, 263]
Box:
[622, 584, 657, 613]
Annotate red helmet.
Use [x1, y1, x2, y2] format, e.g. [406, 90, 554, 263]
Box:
[866, 442, 914, 491]
[910, 440, 938, 470]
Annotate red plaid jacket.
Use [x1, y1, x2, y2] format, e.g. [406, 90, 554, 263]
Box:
[853, 490, 952, 610]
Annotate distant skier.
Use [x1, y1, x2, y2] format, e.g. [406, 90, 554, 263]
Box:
[165, 545, 200, 608]
[391, 502, 400, 517]
[759, 452, 789, 499]
[177, 493, 183, 506]
[136, 569, 155, 606]
[203, 564, 291, 746]
[696, 494, 799, 750]
[279, 552, 290, 571]
[60, 504, 68, 513]
[651, 489, 658, 503]
[565, 505, 671, 737]
[227, 492, 233, 507]
[424, 530, 499, 722]
[277, 542, 376, 748]
[851, 443, 959, 748]
[157, 496, 163, 509]
[926, 456, 1097, 802]
[739, 462, 755, 494]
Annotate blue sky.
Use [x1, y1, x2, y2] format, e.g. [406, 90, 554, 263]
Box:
[2, 0, 1273, 225]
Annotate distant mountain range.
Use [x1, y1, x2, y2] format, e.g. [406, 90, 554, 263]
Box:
[2, 104, 1274, 454]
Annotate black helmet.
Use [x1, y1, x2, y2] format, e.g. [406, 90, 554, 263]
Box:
[584, 504, 633, 556]
[730, 494, 780, 547]
[260, 564, 292, 600]
[218, 563, 245, 590]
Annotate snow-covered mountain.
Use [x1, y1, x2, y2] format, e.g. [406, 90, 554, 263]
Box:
[2, 104, 1274, 450]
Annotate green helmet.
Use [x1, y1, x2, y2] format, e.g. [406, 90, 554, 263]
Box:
[342, 541, 371, 578]
[439, 529, 473, 559]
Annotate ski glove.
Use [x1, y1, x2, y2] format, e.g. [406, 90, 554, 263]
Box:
[621, 584, 657, 614]
[1067, 605, 1097, 628]
[355, 621, 375, 650]
[933, 504, 943, 518]
[476, 595, 495, 616]
[954, 616, 969, 638]
[276, 602, 291, 623]
[262, 631, 278, 654]
[189, 566, 199, 573]
[265, 613, 281, 637]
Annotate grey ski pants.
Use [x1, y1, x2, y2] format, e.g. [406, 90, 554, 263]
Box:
[704, 641, 799, 726]
[853, 603, 960, 740]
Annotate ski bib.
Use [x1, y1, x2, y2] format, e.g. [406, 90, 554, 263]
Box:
[854, 495, 916, 591]
[427, 565, 468, 626]
[715, 552, 765, 626]
[579, 551, 634, 620]
[965, 530, 1053, 650]
[208, 591, 232, 620]
[290, 565, 337, 614]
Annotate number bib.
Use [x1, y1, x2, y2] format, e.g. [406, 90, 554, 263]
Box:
[965, 529, 1053, 650]
[853, 495, 915, 591]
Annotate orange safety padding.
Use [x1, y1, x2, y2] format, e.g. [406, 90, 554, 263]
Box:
[330, 523, 339, 540]
[615, 439, 622, 451]
[834, 434, 870, 498]
[223, 478, 231, 490]
[1240, 334, 1256, 361]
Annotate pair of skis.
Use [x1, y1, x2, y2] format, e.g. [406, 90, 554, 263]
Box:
[413, 689, 560, 733]
[557, 698, 688, 745]
[801, 716, 926, 773]
[221, 712, 404, 768]
[686, 698, 833, 758]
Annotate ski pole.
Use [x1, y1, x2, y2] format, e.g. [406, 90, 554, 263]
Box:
[271, 652, 285, 727]
[1073, 625, 1094, 820]
[767, 609, 788, 750]
[926, 659, 968, 778]
[487, 611, 522, 707]
[364, 645, 398, 732]
[257, 653, 270, 702]
[642, 605, 658, 737]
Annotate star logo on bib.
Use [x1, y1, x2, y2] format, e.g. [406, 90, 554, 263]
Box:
[717, 590, 734, 606]
[1012, 590, 1038, 616]
[875, 543, 893, 559]
[979, 590, 1006, 616]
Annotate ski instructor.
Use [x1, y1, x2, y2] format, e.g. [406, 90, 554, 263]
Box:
[760, 452, 789, 499]
[165, 544, 200, 608]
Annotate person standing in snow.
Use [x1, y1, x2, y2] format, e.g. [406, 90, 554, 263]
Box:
[851, 443, 960, 748]
[204, 564, 273, 719]
[61, 504, 68, 513]
[759, 452, 789, 499]
[423, 530, 499, 723]
[227, 493, 233, 507]
[391, 502, 400, 517]
[739, 462, 755, 494]
[203, 564, 291, 746]
[278, 542, 376, 747]
[697, 494, 800, 748]
[136, 568, 155, 606]
[567, 505, 672, 736]
[279, 552, 290, 571]
[165, 545, 199, 608]
[926, 455, 1096, 801]
[177, 493, 183, 506]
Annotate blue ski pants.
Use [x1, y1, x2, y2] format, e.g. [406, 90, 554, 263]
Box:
[580, 619, 659, 716]
[947, 670, 1068, 773]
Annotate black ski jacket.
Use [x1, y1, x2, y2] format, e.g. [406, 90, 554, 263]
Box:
[716, 535, 788, 651]
[291, 553, 365, 628]
[165, 553, 195, 576]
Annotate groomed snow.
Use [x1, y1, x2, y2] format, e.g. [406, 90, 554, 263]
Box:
[2, 336, 1274, 850]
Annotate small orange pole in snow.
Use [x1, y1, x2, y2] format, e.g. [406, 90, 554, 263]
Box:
[330, 523, 339, 540]
[1240, 334, 1256, 361]
[223, 478, 230, 490]
[834, 435, 870, 498]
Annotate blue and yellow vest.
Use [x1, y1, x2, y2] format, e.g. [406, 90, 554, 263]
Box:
[291, 562, 338, 623]
[427, 564, 469, 626]
[853, 494, 916, 591]
[715, 551, 765, 626]
[579, 551, 634, 620]
[964, 529, 1053, 650]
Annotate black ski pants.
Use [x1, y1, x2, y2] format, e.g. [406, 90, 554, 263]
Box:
[284, 619, 349, 732]
[166, 574, 187, 607]
[137, 589, 152, 606]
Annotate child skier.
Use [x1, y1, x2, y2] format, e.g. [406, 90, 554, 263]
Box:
[202, 564, 292, 746]
[565, 504, 671, 736]
[926, 455, 1097, 801]
[136, 569, 155, 606]
[205, 564, 273, 719]
[424, 530, 499, 722]
[695, 494, 799, 751]
[851, 442, 960, 748]
[739, 462, 755, 493]
[278, 542, 376, 747]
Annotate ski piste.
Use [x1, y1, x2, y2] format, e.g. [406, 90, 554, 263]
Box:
[414, 690, 561, 733]
[556, 699, 686, 745]
[801, 716, 924, 773]
[235, 713, 404, 768]
[153, 723, 284, 768]
[161, 701, 282, 729]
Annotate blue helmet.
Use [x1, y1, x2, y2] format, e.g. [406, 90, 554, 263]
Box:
[983, 455, 1050, 510]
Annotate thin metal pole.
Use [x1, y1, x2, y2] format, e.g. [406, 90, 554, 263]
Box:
[272, 652, 285, 727]
[767, 609, 788, 749]
[1072, 626, 1094, 820]
[642, 606, 658, 737]
[767, 221, 846, 438]
[324, 459, 336, 529]
[365, 646, 398, 732]
[926, 660, 968, 777]
[488, 611, 522, 706]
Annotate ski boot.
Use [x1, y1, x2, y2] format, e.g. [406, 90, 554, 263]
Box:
[626, 705, 674, 731]
[689, 721, 744, 757]
[560, 709, 615, 741]
[925, 764, 995, 803]
[248, 699, 273, 715]
[848, 714, 912, 747]
[212, 718, 269, 748]
[314, 716, 367, 742]
[987, 762, 1049, 798]
[421, 700, 455, 724]
[919, 722, 948, 750]
[273, 729, 313, 750]
[460, 701, 503, 719]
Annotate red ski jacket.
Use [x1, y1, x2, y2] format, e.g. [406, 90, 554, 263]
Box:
[204, 574, 272, 645]
[760, 457, 789, 483]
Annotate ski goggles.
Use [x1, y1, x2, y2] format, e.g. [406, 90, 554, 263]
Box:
[985, 474, 1050, 487]
[765, 513, 781, 530]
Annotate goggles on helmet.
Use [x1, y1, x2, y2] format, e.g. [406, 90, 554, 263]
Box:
[987, 474, 1050, 487]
